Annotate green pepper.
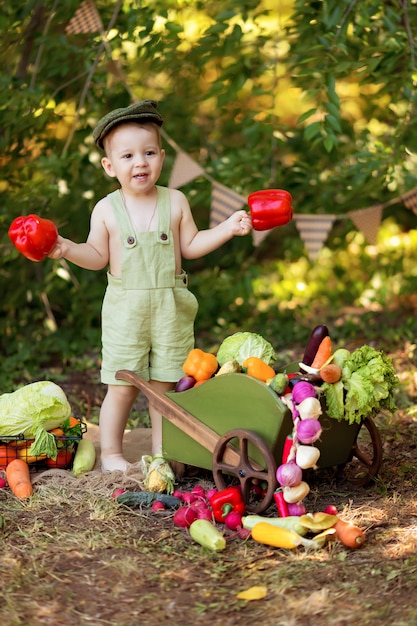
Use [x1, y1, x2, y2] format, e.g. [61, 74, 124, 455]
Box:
[209, 486, 246, 522]
[8, 214, 58, 262]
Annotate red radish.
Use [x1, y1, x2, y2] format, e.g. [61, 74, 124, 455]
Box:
[206, 488, 217, 501]
[0, 476, 6, 489]
[224, 511, 243, 531]
[324, 504, 338, 515]
[151, 501, 166, 512]
[196, 507, 213, 521]
[181, 491, 198, 505]
[191, 485, 206, 499]
[173, 506, 197, 528]
[111, 488, 126, 499]
[172, 490, 184, 501]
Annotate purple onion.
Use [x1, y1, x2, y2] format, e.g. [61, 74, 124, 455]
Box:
[292, 381, 316, 405]
[296, 418, 322, 444]
[276, 461, 303, 487]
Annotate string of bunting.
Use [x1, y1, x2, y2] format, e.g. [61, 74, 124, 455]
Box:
[65, 0, 417, 263]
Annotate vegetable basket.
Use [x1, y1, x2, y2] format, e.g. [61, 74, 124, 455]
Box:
[0, 419, 87, 471]
[116, 369, 383, 514]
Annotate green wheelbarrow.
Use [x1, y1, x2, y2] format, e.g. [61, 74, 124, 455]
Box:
[116, 370, 383, 514]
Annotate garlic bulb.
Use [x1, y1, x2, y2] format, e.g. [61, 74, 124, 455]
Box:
[295, 445, 321, 469]
[297, 396, 322, 420]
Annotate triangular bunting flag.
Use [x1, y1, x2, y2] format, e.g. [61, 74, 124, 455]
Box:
[168, 152, 205, 189]
[401, 187, 417, 215]
[293, 214, 337, 262]
[210, 182, 246, 228]
[65, 0, 103, 34]
[348, 204, 382, 245]
[252, 229, 273, 247]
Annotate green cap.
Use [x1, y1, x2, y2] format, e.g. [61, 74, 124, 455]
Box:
[93, 100, 164, 149]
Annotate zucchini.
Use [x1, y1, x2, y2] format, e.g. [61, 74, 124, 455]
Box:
[242, 515, 308, 536]
[72, 438, 96, 477]
[189, 519, 226, 551]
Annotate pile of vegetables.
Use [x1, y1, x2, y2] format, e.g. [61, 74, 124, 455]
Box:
[0, 381, 96, 499]
[174, 329, 398, 430]
[116, 484, 366, 551]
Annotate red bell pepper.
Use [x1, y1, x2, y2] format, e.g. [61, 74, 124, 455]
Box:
[8, 214, 58, 262]
[247, 189, 293, 231]
[209, 486, 246, 522]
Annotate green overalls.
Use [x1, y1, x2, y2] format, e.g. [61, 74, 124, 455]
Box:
[100, 186, 198, 384]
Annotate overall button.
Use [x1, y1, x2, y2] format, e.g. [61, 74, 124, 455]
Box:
[127, 236, 135, 245]
[160, 232, 168, 241]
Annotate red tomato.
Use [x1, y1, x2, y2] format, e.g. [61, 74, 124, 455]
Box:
[0, 446, 18, 470]
[46, 448, 74, 469]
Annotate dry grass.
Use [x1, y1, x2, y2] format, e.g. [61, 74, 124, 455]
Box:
[1, 347, 417, 626]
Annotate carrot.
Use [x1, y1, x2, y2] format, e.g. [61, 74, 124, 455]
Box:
[311, 336, 333, 369]
[334, 518, 365, 549]
[48, 427, 65, 437]
[320, 363, 342, 383]
[0, 446, 18, 470]
[6, 458, 33, 499]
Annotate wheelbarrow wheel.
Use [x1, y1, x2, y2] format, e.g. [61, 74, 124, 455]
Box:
[343, 416, 383, 486]
[212, 428, 277, 514]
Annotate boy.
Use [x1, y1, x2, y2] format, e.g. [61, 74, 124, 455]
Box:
[50, 100, 252, 472]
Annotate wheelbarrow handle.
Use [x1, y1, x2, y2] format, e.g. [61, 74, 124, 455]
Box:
[115, 369, 242, 466]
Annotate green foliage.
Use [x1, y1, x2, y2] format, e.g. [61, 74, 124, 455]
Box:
[1, 0, 416, 390]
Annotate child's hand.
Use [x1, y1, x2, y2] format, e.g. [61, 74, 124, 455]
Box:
[48, 235, 67, 259]
[229, 210, 252, 236]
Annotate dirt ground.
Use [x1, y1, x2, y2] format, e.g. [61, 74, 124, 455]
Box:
[1, 345, 417, 626]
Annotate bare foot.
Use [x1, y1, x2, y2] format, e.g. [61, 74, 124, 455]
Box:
[101, 453, 131, 473]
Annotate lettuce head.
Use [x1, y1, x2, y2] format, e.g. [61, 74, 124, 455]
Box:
[0, 381, 71, 458]
[217, 332, 276, 367]
[322, 345, 398, 424]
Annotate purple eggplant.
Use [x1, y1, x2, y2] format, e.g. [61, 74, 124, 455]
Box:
[302, 325, 329, 366]
[175, 375, 196, 392]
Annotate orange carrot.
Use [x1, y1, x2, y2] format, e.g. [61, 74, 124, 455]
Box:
[334, 518, 365, 549]
[311, 336, 333, 369]
[320, 363, 342, 383]
[6, 458, 33, 499]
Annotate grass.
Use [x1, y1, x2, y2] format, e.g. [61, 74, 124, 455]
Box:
[1, 343, 416, 625]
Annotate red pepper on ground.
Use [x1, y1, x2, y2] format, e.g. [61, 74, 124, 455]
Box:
[8, 214, 58, 262]
[209, 486, 246, 522]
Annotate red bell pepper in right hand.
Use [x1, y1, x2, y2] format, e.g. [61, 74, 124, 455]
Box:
[8, 214, 58, 262]
[209, 486, 246, 522]
[247, 189, 293, 231]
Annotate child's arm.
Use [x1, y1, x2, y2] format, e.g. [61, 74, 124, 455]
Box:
[48, 202, 110, 270]
[179, 198, 252, 260]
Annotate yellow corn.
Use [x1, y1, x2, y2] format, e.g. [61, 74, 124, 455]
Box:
[251, 521, 303, 549]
